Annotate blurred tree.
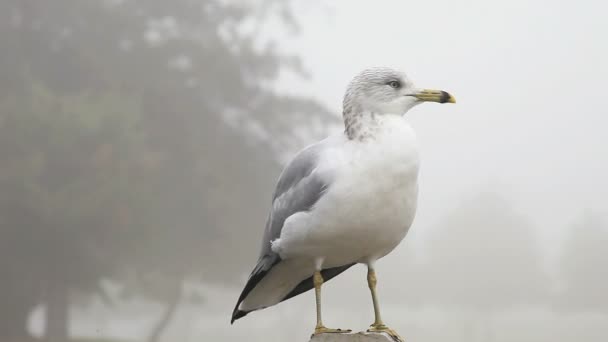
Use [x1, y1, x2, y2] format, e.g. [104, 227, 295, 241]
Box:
[0, 0, 333, 340]
[556, 213, 608, 312]
[416, 191, 549, 337]
[0, 85, 142, 341]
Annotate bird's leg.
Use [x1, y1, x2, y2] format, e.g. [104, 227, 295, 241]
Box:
[312, 270, 351, 335]
[367, 267, 404, 342]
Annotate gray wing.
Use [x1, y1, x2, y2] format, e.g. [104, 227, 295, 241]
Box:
[231, 140, 335, 323]
[259, 141, 330, 256]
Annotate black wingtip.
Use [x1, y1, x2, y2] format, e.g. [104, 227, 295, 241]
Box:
[231, 309, 249, 324]
[230, 254, 281, 325]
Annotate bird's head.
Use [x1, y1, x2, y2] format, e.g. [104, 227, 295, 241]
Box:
[343, 67, 455, 116]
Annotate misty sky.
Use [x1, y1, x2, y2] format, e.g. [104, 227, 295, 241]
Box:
[19, 1, 606, 341]
[269, 0, 608, 254]
[214, 1, 608, 340]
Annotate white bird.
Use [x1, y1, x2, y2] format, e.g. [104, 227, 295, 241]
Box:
[231, 67, 455, 341]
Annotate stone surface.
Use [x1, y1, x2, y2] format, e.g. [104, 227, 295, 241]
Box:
[309, 331, 401, 342]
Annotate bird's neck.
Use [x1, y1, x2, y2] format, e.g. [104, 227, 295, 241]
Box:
[343, 106, 381, 141]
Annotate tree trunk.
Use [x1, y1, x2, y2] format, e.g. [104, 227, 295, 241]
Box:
[45, 280, 69, 342]
[0, 292, 32, 341]
[148, 282, 183, 342]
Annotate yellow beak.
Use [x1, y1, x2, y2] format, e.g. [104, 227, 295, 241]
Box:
[413, 89, 456, 103]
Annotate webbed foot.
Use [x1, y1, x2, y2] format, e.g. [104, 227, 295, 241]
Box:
[368, 323, 404, 342]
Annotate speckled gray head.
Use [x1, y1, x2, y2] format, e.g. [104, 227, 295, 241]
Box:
[342, 67, 455, 139]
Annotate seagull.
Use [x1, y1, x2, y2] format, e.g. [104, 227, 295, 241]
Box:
[231, 67, 455, 340]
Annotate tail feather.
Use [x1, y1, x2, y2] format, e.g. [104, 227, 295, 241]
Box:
[282, 262, 355, 302]
[231, 257, 355, 324]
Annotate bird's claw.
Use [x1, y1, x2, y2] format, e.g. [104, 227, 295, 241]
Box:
[312, 325, 352, 336]
[368, 323, 404, 342]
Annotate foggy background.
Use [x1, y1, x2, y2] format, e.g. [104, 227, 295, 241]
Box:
[1, 1, 606, 342]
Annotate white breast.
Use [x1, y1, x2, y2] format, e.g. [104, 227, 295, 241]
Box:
[275, 115, 420, 267]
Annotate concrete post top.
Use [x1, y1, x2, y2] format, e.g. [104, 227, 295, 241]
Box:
[309, 331, 401, 342]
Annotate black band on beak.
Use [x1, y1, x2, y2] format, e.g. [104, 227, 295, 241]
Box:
[439, 91, 452, 104]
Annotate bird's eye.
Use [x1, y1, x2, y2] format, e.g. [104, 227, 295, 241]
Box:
[388, 81, 401, 89]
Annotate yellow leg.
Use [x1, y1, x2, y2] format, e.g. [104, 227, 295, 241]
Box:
[312, 270, 351, 335]
[367, 268, 404, 342]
